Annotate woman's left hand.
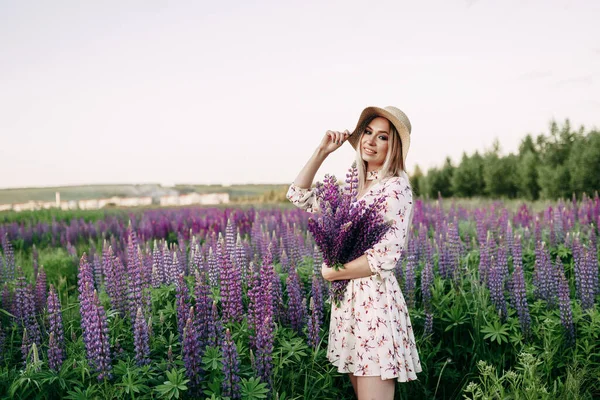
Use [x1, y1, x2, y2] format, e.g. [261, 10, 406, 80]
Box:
[321, 262, 335, 282]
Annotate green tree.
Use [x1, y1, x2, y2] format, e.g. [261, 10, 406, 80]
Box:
[536, 119, 583, 199]
[517, 150, 540, 200]
[410, 164, 424, 197]
[483, 140, 519, 198]
[428, 157, 454, 198]
[451, 152, 485, 197]
[568, 130, 600, 197]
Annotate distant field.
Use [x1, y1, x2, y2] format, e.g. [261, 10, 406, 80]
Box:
[0, 183, 291, 204]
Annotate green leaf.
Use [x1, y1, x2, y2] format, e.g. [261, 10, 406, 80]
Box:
[481, 320, 509, 345]
[240, 377, 269, 400]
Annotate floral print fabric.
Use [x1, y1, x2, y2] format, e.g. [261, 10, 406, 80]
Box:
[286, 175, 422, 382]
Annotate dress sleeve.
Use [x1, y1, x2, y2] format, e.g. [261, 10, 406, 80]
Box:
[285, 183, 321, 214]
[364, 176, 413, 279]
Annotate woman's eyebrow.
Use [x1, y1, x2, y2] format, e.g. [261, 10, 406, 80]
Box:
[366, 125, 389, 134]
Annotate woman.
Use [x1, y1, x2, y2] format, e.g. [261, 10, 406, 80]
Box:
[286, 106, 422, 400]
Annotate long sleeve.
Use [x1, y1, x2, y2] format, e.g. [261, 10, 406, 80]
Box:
[364, 175, 413, 279]
[286, 183, 321, 214]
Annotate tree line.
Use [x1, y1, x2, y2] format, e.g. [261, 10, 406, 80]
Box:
[410, 119, 600, 200]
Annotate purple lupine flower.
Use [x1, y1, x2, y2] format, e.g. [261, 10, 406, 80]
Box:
[280, 248, 289, 274]
[103, 246, 128, 316]
[581, 247, 597, 310]
[15, 269, 41, 360]
[312, 244, 327, 294]
[587, 227, 599, 297]
[175, 245, 186, 277]
[92, 253, 104, 289]
[496, 244, 509, 289]
[509, 239, 531, 339]
[133, 307, 150, 366]
[234, 234, 248, 282]
[66, 241, 77, 259]
[487, 257, 507, 320]
[207, 301, 223, 349]
[257, 245, 276, 329]
[194, 270, 212, 350]
[219, 237, 243, 324]
[417, 223, 428, 263]
[548, 256, 563, 308]
[1, 283, 12, 318]
[125, 231, 151, 321]
[572, 238, 596, 310]
[533, 242, 556, 306]
[151, 240, 164, 288]
[289, 224, 303, 267]
[1, 234, 15, 281]
[176, 240, 188, 276]
[83, 289, 112, 380]
[182, 307, 203, 391]
[556, 265, 575, 345]
[255, 314, 275, 389]
[175, 273, 190, 341]
[32, 244, 39, 280]
[421, 259, 434, 309]
[448, 222, 461, 285]
[191, 242, 204, 276]
[307, 275, 323, 349]
[247, 269, 261, 348]
[251, 216, 264, 261]
[286, 265, 306, 334]
[47, 285, 65, 371]
[554, 206, 564, 244]
[478, 233, 491, 284]
[424, 312, 434, 337]
[421, 257, 434, 337]
[403, 239, 417, 309]
[272, 269, 286, 325]
[207, 246, 219, 288]
[506, 222, 514, 259]
[79, 255, 112, 380]
[221, 328, 241, 399]
[436, 232, 448, 280]
[590, 225, 597, 255]
[162, 241, 174, 285]
[225, 218, 236, 263]
[34, 266, 47, 313]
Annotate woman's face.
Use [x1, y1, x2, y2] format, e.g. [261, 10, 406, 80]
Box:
[360, 117, 390, 170]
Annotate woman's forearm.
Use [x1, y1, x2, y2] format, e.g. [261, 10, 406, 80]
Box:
[293, 148, 329, 189]
[327, 254, 373, 281]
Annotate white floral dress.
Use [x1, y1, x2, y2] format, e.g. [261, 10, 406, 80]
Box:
[286, 171, 422, 382]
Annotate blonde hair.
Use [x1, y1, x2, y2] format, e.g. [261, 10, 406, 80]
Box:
[354, 116, 409, 194]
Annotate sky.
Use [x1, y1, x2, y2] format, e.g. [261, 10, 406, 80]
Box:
[1, 0, 598, 189]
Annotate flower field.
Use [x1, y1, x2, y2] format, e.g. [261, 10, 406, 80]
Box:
[0, 194, 599, 399]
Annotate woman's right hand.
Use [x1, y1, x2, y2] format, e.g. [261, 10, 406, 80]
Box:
[318, 129, 351, 155]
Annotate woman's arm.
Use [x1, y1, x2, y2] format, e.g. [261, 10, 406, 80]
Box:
[321, 254, 373, 281]
[292, 148, 329, 189]
[292, 130, 350, 188]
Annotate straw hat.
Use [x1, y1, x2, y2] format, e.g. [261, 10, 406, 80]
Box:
[348, 106, 411, 167]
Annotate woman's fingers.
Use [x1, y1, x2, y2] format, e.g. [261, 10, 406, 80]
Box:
[322, 129, 350, 151]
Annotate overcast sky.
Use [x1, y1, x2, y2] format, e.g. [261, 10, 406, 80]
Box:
[1, 0, 598, 189]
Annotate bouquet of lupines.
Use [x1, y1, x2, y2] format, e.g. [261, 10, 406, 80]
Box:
[308, 162, 392, 306]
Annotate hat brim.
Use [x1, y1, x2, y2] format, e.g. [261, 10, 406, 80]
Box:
[347, 106, 411, 166]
